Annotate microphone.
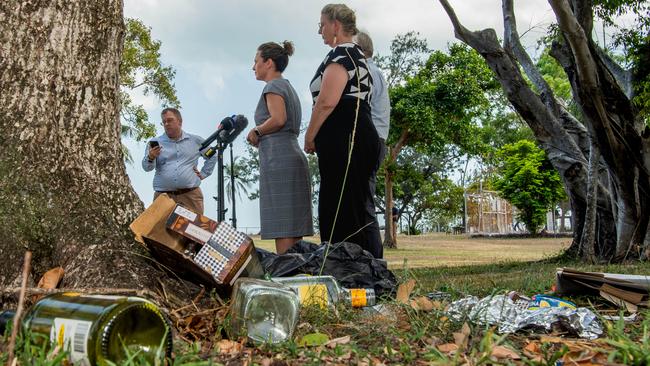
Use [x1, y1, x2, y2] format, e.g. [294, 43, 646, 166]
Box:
[200, 116, 235, 151]
[201, 115, 249, 158]
[219, 114, 248, 145]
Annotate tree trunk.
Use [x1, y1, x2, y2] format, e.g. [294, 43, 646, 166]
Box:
[0, 1, 163, 289]
[438, 0, 644, 262]
[580, 142, 600, 263]
[383, 130, 410, 249]
[384, 171, 396, 248]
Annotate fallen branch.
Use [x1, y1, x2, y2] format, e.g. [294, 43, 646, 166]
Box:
[7, 252, 31, 366]
[1, 287, 160, 299]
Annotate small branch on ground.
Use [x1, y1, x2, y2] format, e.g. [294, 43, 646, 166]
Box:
[1, 287, 160, 299]
[7, 251, 31, 366]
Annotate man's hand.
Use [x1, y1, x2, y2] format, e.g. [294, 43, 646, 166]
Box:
[148, 146, 162, 160]
[193, 166, 204, 180]
[246, 128, 259, 147]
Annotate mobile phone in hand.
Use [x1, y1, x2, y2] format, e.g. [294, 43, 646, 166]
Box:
[149, 140, 159, 148]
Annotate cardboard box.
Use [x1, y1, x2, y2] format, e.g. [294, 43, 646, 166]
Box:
[555, 267, 650, 311]
[129, 194, 186, 252]
[166, 204, 218, 244]
[194, 222, 264, 285]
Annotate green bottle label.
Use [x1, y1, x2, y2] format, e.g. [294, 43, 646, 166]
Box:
[50, 318, 93, 365]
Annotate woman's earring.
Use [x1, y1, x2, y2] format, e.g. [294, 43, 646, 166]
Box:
[333, 35, 337, 45]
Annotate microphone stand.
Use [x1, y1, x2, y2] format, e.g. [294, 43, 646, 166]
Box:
[213, 140, 228, 222]
[229, 143, 237, 229]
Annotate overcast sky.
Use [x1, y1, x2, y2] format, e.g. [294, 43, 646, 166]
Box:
[122, 0, 557, 232]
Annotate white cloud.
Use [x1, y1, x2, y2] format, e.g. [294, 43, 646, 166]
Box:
[183, 61, 227, 102]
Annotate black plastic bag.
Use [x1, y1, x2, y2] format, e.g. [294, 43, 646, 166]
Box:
[257, 240, 397, 298]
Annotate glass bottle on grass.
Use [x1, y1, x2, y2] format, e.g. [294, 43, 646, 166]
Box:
[272, 275, 376, 308]
[0, 292, 172, 365]
[229, 278, 300, 344]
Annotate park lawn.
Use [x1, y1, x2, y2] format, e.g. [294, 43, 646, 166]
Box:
[252, 232, 572, 268]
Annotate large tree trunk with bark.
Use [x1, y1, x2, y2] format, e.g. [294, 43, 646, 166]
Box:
[438, 0, 648, 262]
[0, 1, 165, 289]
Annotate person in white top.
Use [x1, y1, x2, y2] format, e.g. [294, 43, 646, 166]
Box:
[355, 30, 391, 234]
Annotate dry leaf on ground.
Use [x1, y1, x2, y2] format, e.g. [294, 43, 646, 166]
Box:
[215, 339, 242, 355]
[491, 345, 521, 360]
[325, 335, 351, 348]
[37, 267, 64, 289]
[396, 279, 416, 304]
[453, 322, 471, 349]
[437, 343, 459, 354]
[410, 296, 434, 311]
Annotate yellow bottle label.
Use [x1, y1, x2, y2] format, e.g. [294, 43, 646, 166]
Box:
[349, 289, 367, 307]
[297, 284, 329, 308]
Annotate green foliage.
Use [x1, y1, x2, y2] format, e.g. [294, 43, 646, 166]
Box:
[421, 178, 465, 230]
[377, 42, 501, 233]
[374, 31, 430, 88]
[536, 49, 573, 104]
[493, 140, 567, 233]
[1, 331, 68, 366]
[593, 1, 650, 122]
[604, 310, 650, 365]
[120, 18, 180, 161]
[477, 93, 535, 165]
[224, 155, 254, 204]
[389, 43, 496, 156]
[381, 147, 464, 231]
[232, 145, 260, 201]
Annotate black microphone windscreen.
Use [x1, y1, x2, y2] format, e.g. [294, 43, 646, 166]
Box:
[219, 115, 248, 144]
[219, 116, 235, 131]
[233, 115, 248, 130]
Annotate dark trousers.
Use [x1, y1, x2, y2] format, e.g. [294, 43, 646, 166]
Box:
[315, 101, 383, 258]
[366, 139, 386, 256]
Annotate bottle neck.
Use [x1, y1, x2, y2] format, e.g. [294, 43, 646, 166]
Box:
[0, 310, 16, 335]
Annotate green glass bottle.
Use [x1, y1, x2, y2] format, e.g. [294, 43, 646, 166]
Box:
[0, 292, 172, 365]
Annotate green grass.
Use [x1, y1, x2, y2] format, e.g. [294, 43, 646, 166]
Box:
[4, 236, 650, 365]
[253, 233, 572, 268]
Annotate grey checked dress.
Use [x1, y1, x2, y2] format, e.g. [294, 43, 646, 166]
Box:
[255, 78, 314, 239]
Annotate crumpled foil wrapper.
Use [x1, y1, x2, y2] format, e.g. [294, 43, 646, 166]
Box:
[446, 295, 602, 339]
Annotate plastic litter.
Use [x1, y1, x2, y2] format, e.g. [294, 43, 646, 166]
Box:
[446, 294, 602, 339]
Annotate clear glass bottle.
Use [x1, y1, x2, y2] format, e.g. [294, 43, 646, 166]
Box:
[272, 275, 376, 308]
[229, 278, 300, 344]
[0, 292, 172, 365]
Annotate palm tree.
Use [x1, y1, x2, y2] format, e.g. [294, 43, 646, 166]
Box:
[224, 155, 254, 204]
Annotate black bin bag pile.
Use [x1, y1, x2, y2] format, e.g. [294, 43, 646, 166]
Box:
[257, 240, 398, 299]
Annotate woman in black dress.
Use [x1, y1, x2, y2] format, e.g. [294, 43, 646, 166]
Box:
[304, 4, 382, 258]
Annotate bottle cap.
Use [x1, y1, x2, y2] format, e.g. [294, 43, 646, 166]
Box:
[348, 288, 376, 307]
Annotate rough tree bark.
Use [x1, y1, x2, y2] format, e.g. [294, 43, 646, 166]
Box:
[438, 0, 648, 262]
[580, 141, 600, 263]
[0, 1, 169, 288]
[383, 130, 410, 248]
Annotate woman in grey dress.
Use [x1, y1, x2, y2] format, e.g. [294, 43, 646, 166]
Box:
[247, 41, 314, 254]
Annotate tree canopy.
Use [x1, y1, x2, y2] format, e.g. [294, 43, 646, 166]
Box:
[120, 18, 179, 161]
